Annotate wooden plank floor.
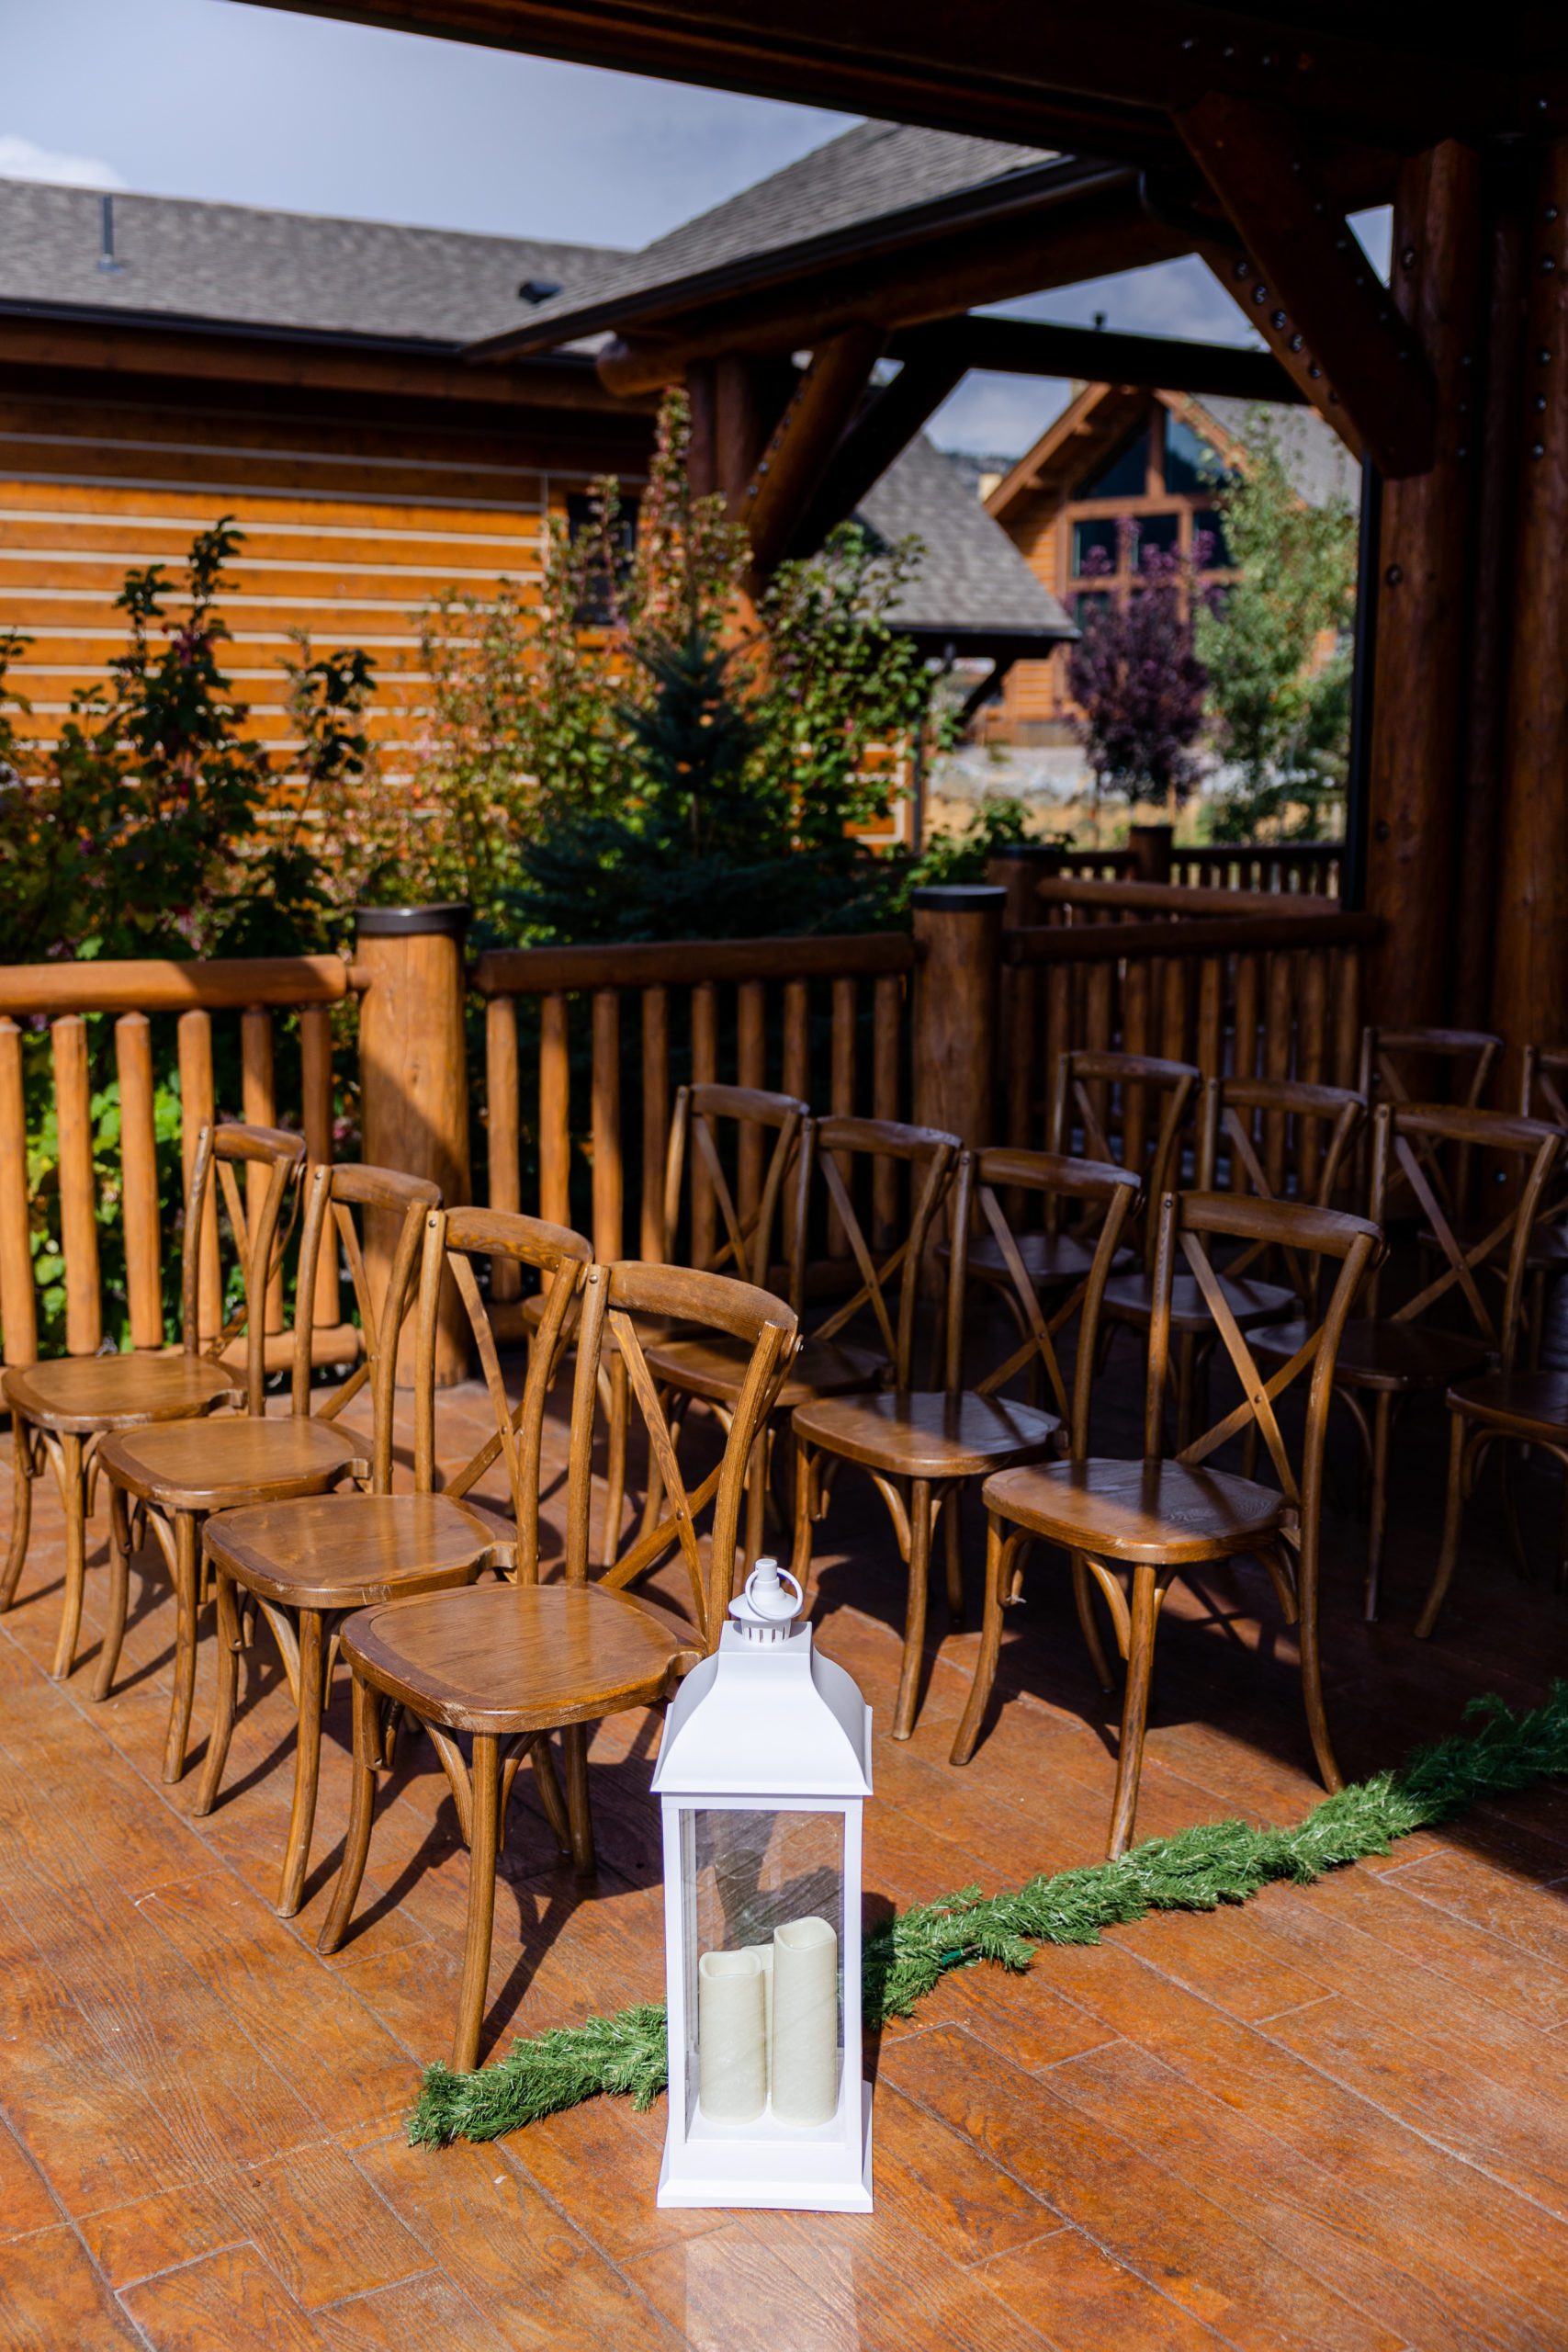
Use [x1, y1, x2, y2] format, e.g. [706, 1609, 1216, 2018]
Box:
[0, 1360, 1566, 2350]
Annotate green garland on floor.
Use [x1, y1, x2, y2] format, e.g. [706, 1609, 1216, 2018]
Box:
[408, 1682, 1568, 2148]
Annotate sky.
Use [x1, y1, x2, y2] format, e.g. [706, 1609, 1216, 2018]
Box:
[1, 0, 1390, 458]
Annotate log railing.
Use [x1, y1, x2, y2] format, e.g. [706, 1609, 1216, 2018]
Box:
[1173, 842, 1343, 897]
[471, 934, 918, 1330]
[0, 956, 361, 1371]
[1033, 874, 1344, 926]
[999, 907, 1378, 1161]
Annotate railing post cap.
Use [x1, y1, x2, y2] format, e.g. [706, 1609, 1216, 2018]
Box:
[910, 885, 1008, 912]
[986, 842, 1062, 861]
[354, 903, 471, 942]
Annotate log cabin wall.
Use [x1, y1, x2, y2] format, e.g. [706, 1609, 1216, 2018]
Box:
[0, 355, 655, 794]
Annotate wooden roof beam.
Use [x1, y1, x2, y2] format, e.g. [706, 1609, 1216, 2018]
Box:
[1177, 92, 1438, 477]
[890, 314, 1303, 402]
[784, 352, 970, 558]
[738, 326, 887, 576]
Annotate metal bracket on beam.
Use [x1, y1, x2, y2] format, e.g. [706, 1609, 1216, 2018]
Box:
[1176, 92, 1438, 478]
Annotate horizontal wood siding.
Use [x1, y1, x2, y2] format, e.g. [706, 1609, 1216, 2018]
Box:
[0, 385, 649, 777]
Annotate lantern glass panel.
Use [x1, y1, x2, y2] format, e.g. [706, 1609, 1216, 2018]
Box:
[678, 1806, 846, 2138]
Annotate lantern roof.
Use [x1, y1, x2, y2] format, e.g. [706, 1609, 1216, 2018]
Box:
[652, 1624, 873, 1800]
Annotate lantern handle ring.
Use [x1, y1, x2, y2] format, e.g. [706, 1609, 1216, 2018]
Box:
[729, 1556, 805, 1639]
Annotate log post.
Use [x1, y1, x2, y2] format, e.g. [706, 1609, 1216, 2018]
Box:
[355, 905, 471, 1385]
[987, 844, 1060, 1170]
[1127, 823, 1174, 885]
[1491, 140, 1568, 1097]
[912, 886, 1005, 1148]
[1364, 141, 1483, 1033]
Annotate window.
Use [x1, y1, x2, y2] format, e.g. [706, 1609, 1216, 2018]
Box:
[1070, 589, 1111, 632]
[1081, 426, 1150, 501]
[1134, 514, 1179, 560]
[1192, 506, 1232, 567]
[1071, 516, 1121, 573]
[568, 492, 639, 625]
[1164, 413, 1224, 495]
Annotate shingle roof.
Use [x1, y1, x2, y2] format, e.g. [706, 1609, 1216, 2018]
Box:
[485, 121, 1058, 351]
[0, 177, 623, 345]
[1196, 393, 1359, 507]
[860, 434, 1075, 648]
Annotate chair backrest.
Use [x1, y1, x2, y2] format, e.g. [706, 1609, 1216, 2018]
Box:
[1359, 1026, 1501, 1222]
[1147, 1192, 1382, 1555]
[184, 1122, 305, 1413]
[947, 1148, 1139, 1456]
[1049, 1049, 1199, 1272]
[565, 1258, 798, 1646]
[1522, 1045, 1568, 1127]
[803, 1116, 958, 1387]
[288, 1162, 442, 1483]
[1368, 1103, 1562, 1370]
[662, 1083, 809, 1303]
[1198, 1074, 1365, 1311]
[413, 1205, 593, 1574]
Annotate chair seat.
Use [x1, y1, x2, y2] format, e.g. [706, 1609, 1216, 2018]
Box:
[1449, 1367, 1568, 1441]
[962, 1230, 1132, 1295]
[644, 1330, 878, 1411]
[98, 1415, 362, 1513]
[1250, 1317, 1491, 1393]
[983, 1456, 1286, 1565]
[3, 1353, 240, 1437]
[341, 1579, 701, 1735]
[205, 1491, 510, 1609]
[1100, 1270, 1295, 1333]
[792, 1389, 1060, 1478]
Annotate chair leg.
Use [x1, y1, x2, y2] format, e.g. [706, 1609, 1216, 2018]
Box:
[277, 1609, 326, 1918]
[50, 1432, 86, 1680]
[561, 1719, 595, 1876]
[194, 1568, 243, 1818]
[950, 1513, 1009, 1767]
[893, 1478, 933, 1742]
[319, 1672, 379, 1956]
[1072, 1550, 1115, 1693]
[601, 1353, 627, 1570]
[453, 1731, 502, 2074]
[162, 1510, 202, 1784]
[1363, 1392, 1393, 1623]
[1416, 1412, 1472, 1641]
[1107, 1564, 1161, 1860]
[1, 1413, 33, 1610]
[942, 1485, 964, 1628]
[528, 1735, 573, 1855]
[93, 1481, 131, 1704]
[1294, 1532, 1343, 1793]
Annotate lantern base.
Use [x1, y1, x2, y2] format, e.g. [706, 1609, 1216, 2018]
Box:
[656, 2082, 874, 2213]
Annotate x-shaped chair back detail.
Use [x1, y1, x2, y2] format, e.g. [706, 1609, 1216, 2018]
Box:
[1359, 1026, 1502, 1225]
[805, 1116, 958, 1388]
[947, 1148, 1140, 1454]
[1048, 1050, 1198, 1273]
[661, 1082, 809, 1302]
[1197, 1075, 1366, 1314]
[565, 1259, 798, 1648]
[186, 1123, 307, 1412]
[1149, 1190, 1383, 1546]
[288, 1161, 440, 1489]
[1523, 1045, 1568, 1129]
[413, 1206, 592, 1577]
[1367, 1103, 1562, 1372]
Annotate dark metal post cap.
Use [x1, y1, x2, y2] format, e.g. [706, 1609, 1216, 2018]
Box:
[909, 885, 1009, 910]
[354, 903, 472, 941]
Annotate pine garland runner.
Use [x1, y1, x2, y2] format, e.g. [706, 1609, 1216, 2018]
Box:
[408, 1681, 1568, 2148]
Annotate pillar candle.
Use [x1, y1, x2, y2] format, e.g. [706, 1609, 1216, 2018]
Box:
[697, 1949, 767, 2123]
[771, 1916, 839, 2126]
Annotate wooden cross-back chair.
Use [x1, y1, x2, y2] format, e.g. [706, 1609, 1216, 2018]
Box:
[321, 1256, 798, 2073]
[1, 1120, 304, 1687]
[1099, 1074, 1365, 1449]
[955, 1189, 1382, 1858]
[645, 1114, 958, 1573]
[792, 1148, 1139, 1741]
[96, 1157, 434, 1785]
[197, 1199, 589, 1917]
[1509, 1046, 1568, 1357]
[1358, 1025, 1502, 1224]
[1252, 1102, 1561, 1623]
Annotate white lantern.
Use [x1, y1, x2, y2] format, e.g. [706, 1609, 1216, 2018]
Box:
[652, 1559, 874, 2212]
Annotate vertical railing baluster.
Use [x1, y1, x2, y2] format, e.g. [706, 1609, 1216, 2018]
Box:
[241, 1006, 283, 1332]
[52, 1016, 101, 1359]
[299, 1004, 338, 1332]
[177, 1009, 220, 1342]
[0, 1019, 36, 1367]
[591, 989, 622, 1261]
[828, 976, 855, 1258]
[737, 978, 766, 1221]
[486, 994, 522, 1303]
[691, 981, 717, 1268]
[116, 1012, 162, 1351]
[538, 993, 571, 1231]
[872, 973, 901, 1246]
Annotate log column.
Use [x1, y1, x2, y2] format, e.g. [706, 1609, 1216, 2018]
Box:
[355, 904, 471, 1385]
[912, 885, 1005, 1148]
[1365, 141, 1483, 1032]
[1490, 141, 1568, 1091]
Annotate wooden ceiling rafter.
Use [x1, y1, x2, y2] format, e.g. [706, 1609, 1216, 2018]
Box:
[889, 313, 1303, 403]
[736, 324, 887, 574]
[1176, 90, 1439, 477]
[784, 350, 968, 559]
